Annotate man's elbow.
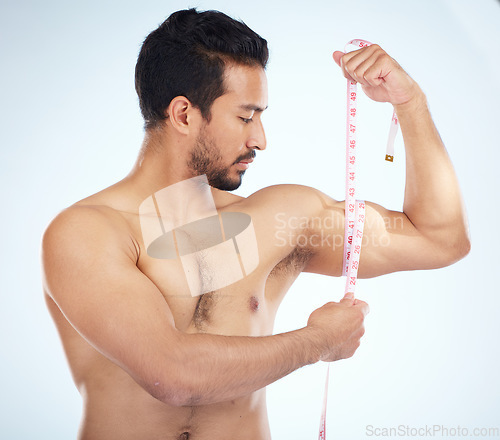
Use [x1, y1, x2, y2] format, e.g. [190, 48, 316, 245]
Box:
[143, 360, 206, 407]
[146, 376, 197, 407]
[443, 234, 471, 266]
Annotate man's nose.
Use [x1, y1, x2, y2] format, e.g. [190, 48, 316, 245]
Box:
[247, 121, 267, 151]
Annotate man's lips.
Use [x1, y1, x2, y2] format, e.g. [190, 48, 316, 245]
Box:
[235, 158, 253, 169]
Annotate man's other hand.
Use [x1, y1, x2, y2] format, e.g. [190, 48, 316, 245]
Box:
[307, 292, 369, 362]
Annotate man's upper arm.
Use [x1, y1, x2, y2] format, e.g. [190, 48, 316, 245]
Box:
[41, 206, 181, 403]
[349, 201, 445, 277]
[294, 187, 460, 278]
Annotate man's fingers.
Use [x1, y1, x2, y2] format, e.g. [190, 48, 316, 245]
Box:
[333, 51, 358, 83]
[340, 293, 370, 316]
[348, 54, 384, 86]
[355, 299, 370, 317]
[332, 51, 344, 67]
[334, 45, 387, 85]
[333, 53, 356, 83]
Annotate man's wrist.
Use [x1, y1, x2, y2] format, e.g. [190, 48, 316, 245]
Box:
[297, 325, 326, 365]
[393, 88, 427, 116]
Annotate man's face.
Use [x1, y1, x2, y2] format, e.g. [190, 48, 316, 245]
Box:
[188, 63, 268, 191]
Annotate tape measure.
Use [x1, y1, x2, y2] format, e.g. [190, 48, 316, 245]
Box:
[318, 39, 399, 440]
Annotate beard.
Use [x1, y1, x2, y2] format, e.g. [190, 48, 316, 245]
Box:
[187, 130, 255, 191]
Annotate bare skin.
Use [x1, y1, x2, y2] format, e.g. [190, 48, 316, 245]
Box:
[42, 46, 470, 440]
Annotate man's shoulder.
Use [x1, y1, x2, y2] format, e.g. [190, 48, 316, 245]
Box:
[249, 183, 316, 199]
[244, 184, 341, 215]
[42, 203, 135, 260]
[45, 203, 123, 232]
[46, 177, 139, 236]
[215, 184, 314, 210]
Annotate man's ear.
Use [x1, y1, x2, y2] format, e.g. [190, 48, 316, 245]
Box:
[166, 96, 200, 135]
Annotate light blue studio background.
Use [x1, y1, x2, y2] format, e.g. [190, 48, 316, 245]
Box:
[1, 0, 499, 438]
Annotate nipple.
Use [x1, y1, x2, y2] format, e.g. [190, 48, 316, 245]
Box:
[249, 296, 260, 312]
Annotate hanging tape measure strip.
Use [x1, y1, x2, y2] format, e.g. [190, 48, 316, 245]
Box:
[318, 39, 398, 440]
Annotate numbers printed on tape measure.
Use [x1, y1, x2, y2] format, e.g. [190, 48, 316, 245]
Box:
[322, 38, 395, 440]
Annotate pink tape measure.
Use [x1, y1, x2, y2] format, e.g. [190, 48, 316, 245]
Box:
[318, 39, 399, 440]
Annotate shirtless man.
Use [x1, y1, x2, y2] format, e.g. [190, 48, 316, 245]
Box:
[41, 8, 470, 440]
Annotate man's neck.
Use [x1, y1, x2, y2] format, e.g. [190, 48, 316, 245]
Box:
[119, 131, 238, 213]
[126, 129, 196, 194]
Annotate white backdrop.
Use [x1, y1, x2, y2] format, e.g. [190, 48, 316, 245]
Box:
[1, 0, 499, 438]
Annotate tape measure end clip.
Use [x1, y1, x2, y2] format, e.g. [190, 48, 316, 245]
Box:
[385, 154, 394, 162]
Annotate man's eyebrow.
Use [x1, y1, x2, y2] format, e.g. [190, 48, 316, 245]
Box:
[238, 104, 268, 113]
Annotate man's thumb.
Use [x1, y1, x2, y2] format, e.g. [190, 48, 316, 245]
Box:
[332, 51, 344, 67]
[341, 291, 355, 303]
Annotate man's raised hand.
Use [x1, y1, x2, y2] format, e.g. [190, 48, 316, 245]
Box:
[333, 44, 422, 106]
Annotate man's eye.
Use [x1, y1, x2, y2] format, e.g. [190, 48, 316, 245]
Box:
[240, 117, 253, 124]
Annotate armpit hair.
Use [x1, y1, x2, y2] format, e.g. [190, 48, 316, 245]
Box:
[269, 245, 314, 278]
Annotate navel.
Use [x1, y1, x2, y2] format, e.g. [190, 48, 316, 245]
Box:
[249, 296, 260, 312]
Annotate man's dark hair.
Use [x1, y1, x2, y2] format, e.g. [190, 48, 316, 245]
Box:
[135, 8, 269, 130]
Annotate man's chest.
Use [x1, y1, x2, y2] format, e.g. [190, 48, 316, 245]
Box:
[135, 238, 309, 336]
[129, 194, 313, 335]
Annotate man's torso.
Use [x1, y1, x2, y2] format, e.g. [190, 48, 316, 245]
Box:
[46, 180, 334, 440]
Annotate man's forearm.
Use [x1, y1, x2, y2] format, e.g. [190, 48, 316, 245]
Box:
[156, 326, 323, 406]
[395, 91, 470, 257]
